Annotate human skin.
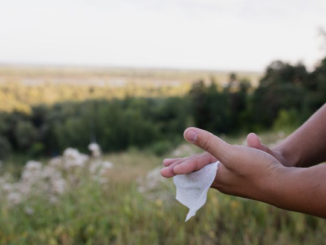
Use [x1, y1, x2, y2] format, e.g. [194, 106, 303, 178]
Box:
[161, 104, 326, 218]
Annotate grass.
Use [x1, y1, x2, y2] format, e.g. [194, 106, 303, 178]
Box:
[1, 131, 326, 244]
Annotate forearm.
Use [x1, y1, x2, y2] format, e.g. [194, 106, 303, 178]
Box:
[273, 103, 326, 167]
[265, 164, 326, 218]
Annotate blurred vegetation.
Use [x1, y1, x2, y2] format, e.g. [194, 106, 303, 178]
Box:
[1, 57, 326, 159]
[0, 67, 260, 114]
[1, 147, 326, 245]
[0, 56, 326, 244]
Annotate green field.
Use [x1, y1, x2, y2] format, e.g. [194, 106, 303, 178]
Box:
[1, 131, 325, 245]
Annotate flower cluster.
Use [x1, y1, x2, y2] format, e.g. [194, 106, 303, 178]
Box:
[137, 167, 174, 201]
[172, 144, 195, 157]
[88, 143, 102, 157]
[0, 143, 113, 206]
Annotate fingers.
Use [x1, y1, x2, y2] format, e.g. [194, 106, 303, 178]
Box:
[161, 159, 185, 177]
[161, 154, 200, 177]
[183, 127, 235, 166]
[173, 152, 217, 175]
[161, 152, 216, 177]
[246, 133, 262, 149]
[163, 158, 183, 167]
[246, 133, 274, 156]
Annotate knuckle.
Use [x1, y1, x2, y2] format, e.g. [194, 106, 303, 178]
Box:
[193, 159, 200, 171]
[203, 139, 211, 151]
[200, 132, 219, 153]
[225, 145, 239, 160]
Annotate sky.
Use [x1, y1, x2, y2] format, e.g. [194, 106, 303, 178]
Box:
[0, 0, 326, 71]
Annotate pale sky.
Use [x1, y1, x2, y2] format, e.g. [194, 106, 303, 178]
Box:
[0, 0, 326, 71]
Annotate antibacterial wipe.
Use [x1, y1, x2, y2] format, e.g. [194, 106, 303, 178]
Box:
[173, 161, 220, 221]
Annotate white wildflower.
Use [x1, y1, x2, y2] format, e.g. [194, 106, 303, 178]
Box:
[42, 166, 62, 181]
[7, 192, 22, 205]
[63, 148, 89, 169]
[89, 161, 101, 174]
[90, 161, 113, 177]
[24, 206, 34, 215]
[138, 168, 169, 192]
[88, 143, 101, 157]
[52, 178, 66, 194]
[25, 161, 42, 171]
[49, 195, 58, 204]
[172, 144, 194, 157]
[137, 185, 146, 193]
[63, 148, 80, 159]
[0, 177, 6, 185]
[19, 184, 32, 195]
[21, 170, 40, 182]
[2, 183, 13, 192]
[102, 161, 113, 169]
[92, 176, 107, 184]
[137, 167, 175, 201]
[49, 157, 63, 168]
[0, 143, 110, 205]
[144, 168, 165, 190]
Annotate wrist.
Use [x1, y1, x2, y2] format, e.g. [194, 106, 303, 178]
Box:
[262, 164, 326, 217]
[272, 144, 301, 167]
[251, 165, 292, 205]
[264, 166, 300, 209]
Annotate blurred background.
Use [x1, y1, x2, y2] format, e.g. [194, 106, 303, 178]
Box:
[0, 0, 326, 244]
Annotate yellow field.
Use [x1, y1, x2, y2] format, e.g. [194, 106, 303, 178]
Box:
[0, 65, 261, 113]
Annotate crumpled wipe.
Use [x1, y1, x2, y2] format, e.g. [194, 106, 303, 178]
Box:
[173, 161, 220, 221]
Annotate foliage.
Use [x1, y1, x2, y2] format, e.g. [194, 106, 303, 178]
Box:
[0, 136, 11, 159]
[0, 97, 190, 158]
[1, 148, 326, 245]
[1, 57, 326, 159]
[250, 58, 326, 130]
[273, 109, 300, 132]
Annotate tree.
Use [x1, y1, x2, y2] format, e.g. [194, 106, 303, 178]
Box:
[260, 61, 308, 88]
[14, 121, 38, 151]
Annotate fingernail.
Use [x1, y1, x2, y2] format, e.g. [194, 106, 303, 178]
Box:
[163, 160, 171, 166]
[161, 167, 168, 173]
[185, 130, 197, 142]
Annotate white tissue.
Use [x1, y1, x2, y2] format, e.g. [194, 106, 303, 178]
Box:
[173, 161, 219, 222]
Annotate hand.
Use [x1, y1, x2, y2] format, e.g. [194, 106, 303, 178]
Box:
[161, 127, 286, 202]
[247, 133, 293, 167]
[162, 152, 217, 178]
[161, 132, 291, 179]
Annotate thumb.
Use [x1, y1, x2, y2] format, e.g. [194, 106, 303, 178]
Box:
[184, 127, 234, 165]
[247, 133, 273, 155]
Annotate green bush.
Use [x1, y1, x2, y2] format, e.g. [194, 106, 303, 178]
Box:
[273, 109, 300, 132]
[149, 140, 173, 156]
[0, 136, 12, 160]
[29, 142, 45, 158]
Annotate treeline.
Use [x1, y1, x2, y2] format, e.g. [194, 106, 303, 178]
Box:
[0, 97, 192, 159]
[192, 58, 326, 133]
[0, 58, 326, 159]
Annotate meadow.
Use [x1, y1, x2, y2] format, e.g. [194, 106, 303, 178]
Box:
[1, 131, 326, 245]
[1, 62, 326, 244]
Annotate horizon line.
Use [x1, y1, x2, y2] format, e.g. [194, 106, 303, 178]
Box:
[0, 61, 263, 74]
